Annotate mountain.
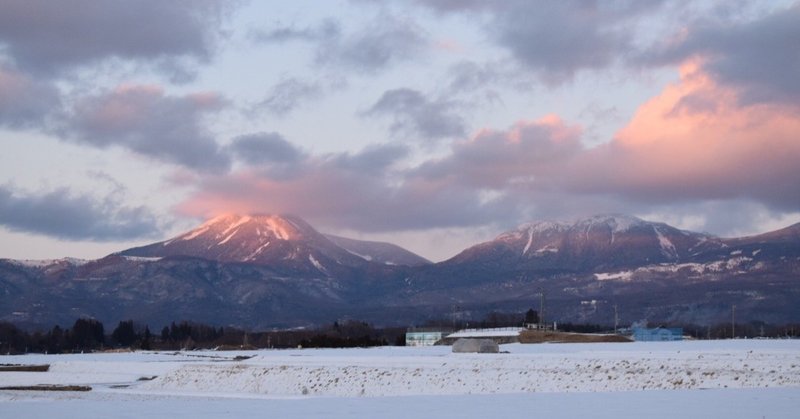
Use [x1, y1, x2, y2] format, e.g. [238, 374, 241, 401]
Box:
[120, 214, 361, 273]
[324, 234, 431, 267]
[401, 215, 800, 325]
[119, 214, 430, 275]
[444, 214, 725, 272]
[1, 214, 798, 329]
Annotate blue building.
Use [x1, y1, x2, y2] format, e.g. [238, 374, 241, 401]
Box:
[632, 327, 683, 341]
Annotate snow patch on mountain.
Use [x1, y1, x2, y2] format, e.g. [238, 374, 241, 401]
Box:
[595, 271, 633, 281]
[535, 245, 559, 254]
[217, 228, 241, 246]
[308, 254, 326, 273]
[245, 242, 270, 261]
[522, 229, 534, 255]
[578, 214, 647, 233]
[6, 258, 88, 268]
[264, 218, 291, 240]
[121, 256, 162, 262]
[220, 215, 252, 237]
[179, 226, 210, 242]
[653, 226, 678, 259]
[344, 249, 373, 262]
[594, 256, 761, 281]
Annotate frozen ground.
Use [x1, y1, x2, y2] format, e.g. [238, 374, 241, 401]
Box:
[1, 340, 798, 418]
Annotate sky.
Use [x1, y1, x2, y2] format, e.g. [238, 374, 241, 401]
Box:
[0, 0, 799, 262]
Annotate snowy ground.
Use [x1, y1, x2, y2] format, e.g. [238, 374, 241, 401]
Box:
[1, 340, 798, 418]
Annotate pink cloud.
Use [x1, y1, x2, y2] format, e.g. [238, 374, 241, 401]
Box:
[568, 60, 800, 207]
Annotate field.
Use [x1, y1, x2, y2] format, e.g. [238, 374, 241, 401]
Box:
[1, 340, 799, 418]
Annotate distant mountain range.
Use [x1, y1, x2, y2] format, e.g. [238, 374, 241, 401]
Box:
[1, 214, 798, 329]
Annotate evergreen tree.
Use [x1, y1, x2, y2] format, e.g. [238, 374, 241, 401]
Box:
[111, 320, 137, 347]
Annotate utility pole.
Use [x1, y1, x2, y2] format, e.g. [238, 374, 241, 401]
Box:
[539, 289, 545, 330]
[731, 304, 736, 339]
[613, 304, 619, 334]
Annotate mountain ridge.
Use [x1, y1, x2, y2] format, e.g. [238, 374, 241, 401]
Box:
[1, 213, 798, 329]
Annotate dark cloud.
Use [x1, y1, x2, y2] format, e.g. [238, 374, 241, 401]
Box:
[0, 185, 160, 241]
[0, 65, 60, 128]
[229, 132, 306, 166]
[640, 3, 800, 106]
[257, 78, 322, 116]
[365, 88, 466, 140]
[64, 85, 231, 172]
[488, 1, 662, 84]
[0, 0, 233, 79]
[416, 0, 664, 84]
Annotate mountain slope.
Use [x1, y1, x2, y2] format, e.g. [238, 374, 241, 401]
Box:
[324, 234, 431, 266]
[443, 214, 725, 272]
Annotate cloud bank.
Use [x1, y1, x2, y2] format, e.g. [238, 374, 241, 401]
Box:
[0, 185, 160, 241]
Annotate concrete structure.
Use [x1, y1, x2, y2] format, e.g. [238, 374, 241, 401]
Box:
[451, 338, 499, 353]
[632, 327, 683, 341]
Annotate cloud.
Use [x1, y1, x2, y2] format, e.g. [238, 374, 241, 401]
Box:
[176, 141, 517, 232]
[63, 85, 231, 172]
[639, 2, 800, 107]
[0, 65, 60, 128]
[0, 185, 160, 241]
[445, 60, 509, 95]
[228, 132, 306, 166]
[416, 61, 800, 213]
[365, 88, 466, 141]
[253, 16, 429, 73]
[414, 115, 582, 189]
[0, 0, 234, 79]
[257, 78, 322, 116]
[250, 19, 340, 43]
[331, 143, 410, 174]
[565, 61, 800, 210]
[416, 0, 664, 84]
[175, 61, 800, 238]
[319, 17, 428, 73]
[175, 58, 800, 235]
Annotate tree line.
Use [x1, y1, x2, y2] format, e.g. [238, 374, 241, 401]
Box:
[1, 312, 798, 354]
[0, 319, 406, 355]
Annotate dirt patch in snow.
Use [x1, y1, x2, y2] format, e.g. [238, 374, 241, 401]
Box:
[519, 331, 631, 344]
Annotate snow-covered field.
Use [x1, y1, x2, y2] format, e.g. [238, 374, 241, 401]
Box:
[1, 340, 799, 418]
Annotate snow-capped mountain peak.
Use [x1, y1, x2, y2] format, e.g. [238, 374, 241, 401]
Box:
[448, 214, 725, 269]
[573, 214, 648, 233]
[166, 214, 307, 246]
[118, 214, 430, 271]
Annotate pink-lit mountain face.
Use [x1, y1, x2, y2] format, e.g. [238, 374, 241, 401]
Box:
[120, 214, 430, 272]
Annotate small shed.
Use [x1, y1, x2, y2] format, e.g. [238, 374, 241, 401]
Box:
[452, 338, 499, 353]
[632, 327, 683, 341]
